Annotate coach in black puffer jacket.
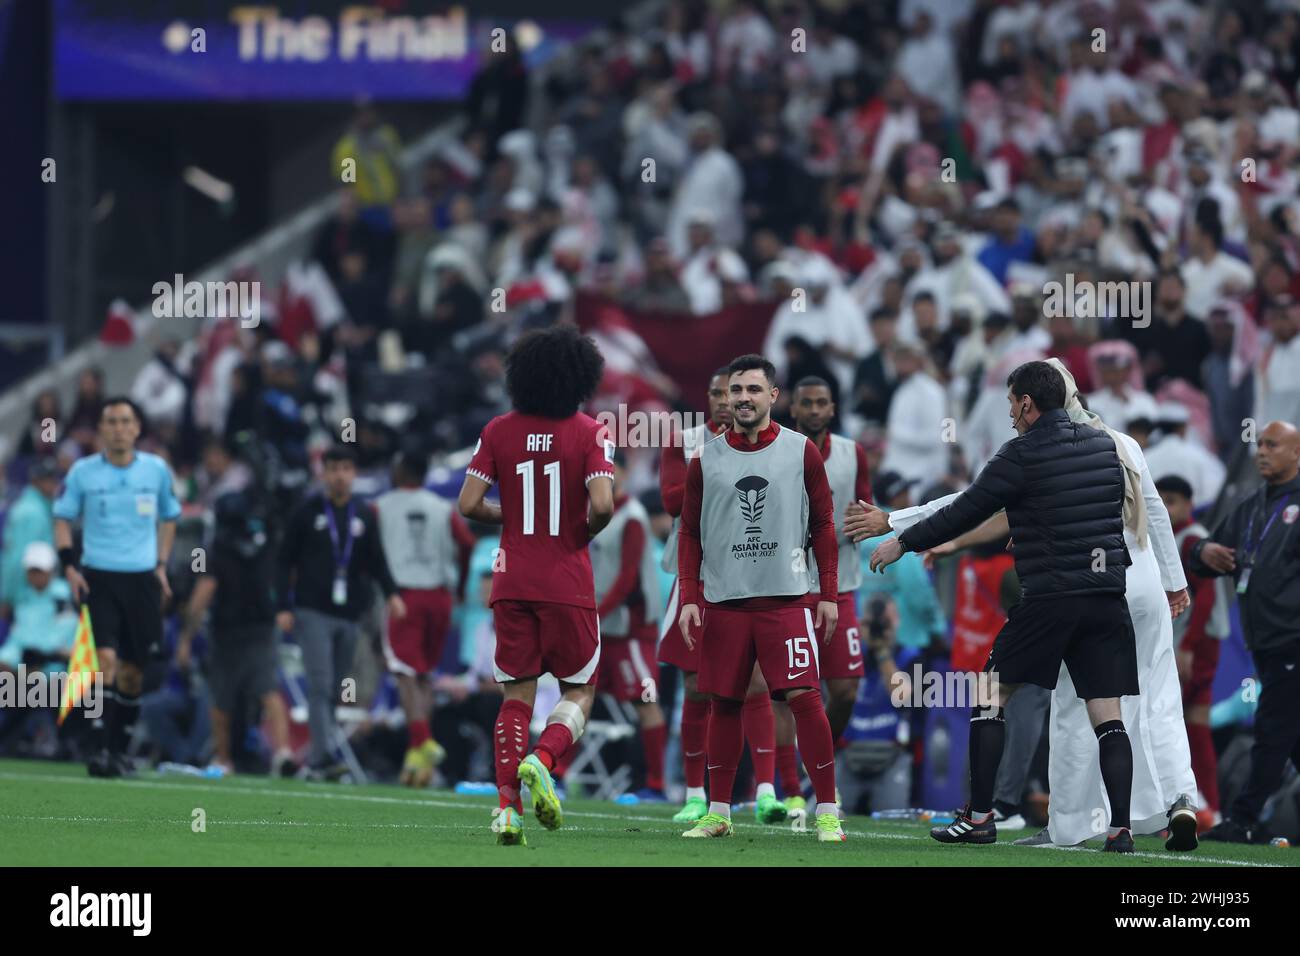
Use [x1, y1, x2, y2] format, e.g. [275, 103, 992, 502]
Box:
[897, 407, 1131, 599]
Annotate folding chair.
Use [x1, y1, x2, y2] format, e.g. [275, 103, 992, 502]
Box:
[560, 692, 638, 800]
[278, 639, 368, 783]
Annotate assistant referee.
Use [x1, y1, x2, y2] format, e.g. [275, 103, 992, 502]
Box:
[54, 396, 181, 777]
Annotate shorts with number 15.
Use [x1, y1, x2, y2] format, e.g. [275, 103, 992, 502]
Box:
[697, 602, 820, 700]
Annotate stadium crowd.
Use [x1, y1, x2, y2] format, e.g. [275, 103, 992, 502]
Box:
[2, 0, 1300, 833]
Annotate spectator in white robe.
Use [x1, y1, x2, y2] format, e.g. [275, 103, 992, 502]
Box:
[679, 211, 749, 315]
[1144, 404, 1227, 509]
[762, 256, 870, 395]
[665, 113, 744, 259]
[1256, 295, 1300, 429]
[881, 341, 950, 487]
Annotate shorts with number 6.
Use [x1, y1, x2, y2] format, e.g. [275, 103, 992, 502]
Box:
[598, 633, 659, 702]
[492, 600, 601, 685]
[813, 592, 866, 679]
[697, 601, 820, 701]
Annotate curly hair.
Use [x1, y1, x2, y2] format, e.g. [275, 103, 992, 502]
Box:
[506, 324, 605, 418]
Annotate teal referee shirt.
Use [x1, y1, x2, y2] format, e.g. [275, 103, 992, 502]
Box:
[53, 452, 182, 572]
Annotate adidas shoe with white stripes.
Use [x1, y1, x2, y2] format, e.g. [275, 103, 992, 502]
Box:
[930, 805, 997, 845]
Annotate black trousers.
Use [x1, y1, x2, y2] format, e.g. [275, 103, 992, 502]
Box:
[1232, 639, 1300, 823]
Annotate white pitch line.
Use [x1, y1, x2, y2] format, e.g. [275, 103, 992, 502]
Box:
[0, 770, 1282, 867]
[0, 769, 677, 823]
[0, 814, 619, 833]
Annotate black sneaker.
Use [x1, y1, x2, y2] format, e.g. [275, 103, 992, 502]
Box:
[271, 752, 300, 779]
[111, 753, 139, 778]
[1165, 794, 1199, 852]
[930, 805, 997, 844]
[1202, 817, 1257, 845]
[1103, 828, 1135, 853]
[302, 761, 351, 783]
[87, 749, 120, 778]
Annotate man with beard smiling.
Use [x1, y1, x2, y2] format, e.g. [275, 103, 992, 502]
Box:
[676, 354, 845, 842]
[659, 368, 789, 827]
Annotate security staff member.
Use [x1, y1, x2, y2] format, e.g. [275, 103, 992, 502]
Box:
[1193, 420, 1300, 843]
[54, 397, 181, 777]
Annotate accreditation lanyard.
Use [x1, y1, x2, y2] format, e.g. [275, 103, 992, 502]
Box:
[324, 499, 357, 605]
[1237, 492, 1292, 594]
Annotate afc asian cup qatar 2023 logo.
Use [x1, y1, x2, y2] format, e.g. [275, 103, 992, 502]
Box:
[732, 475, 780, 561]
[735, 475, 768, 534]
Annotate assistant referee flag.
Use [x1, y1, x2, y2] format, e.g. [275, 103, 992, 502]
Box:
[58, 606, 100, 726]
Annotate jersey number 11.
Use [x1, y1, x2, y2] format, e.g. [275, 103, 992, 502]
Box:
[516, 460, 560, 536]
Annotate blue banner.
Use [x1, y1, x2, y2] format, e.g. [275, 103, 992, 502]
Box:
[54, 1, 595, 101]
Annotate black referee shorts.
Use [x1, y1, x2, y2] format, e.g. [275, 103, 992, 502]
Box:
[984, 592, 1139, 700]
[83, 568, 164, 666]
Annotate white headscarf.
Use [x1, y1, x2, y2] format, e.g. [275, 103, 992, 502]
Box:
[1046, 357, 1149, 549]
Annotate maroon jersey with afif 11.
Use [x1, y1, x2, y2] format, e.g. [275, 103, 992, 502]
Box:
[467, 410, 615, 608]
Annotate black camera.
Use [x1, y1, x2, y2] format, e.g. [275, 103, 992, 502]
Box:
[865, 594, 891, 645]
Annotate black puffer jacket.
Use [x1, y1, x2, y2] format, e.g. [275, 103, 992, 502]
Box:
[898, 409, 1130, 600]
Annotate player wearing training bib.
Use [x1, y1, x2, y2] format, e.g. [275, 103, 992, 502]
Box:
[376, 451, 476, 787]
[774, 376, 873, 811]
[458, 326, 616, 847]
[659, 369, 788, 825]
[592, 453, 667, 798]
[677, 354, 846, 843]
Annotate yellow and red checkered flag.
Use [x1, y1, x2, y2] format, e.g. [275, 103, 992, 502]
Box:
[58, 605, 100, 726]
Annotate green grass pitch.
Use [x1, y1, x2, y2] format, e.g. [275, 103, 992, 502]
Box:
[0, 758, 1293, 867]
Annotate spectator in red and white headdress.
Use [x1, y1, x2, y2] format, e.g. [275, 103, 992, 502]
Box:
[1086, 339, 1160, 434]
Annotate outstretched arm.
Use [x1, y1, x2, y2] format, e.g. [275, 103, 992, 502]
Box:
[897, 448, 1025, 554]
[946, 511, 1010, 552]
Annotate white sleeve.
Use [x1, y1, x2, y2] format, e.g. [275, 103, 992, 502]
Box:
[887, 492, 960, 533]
[1135, 443, 1188, 591]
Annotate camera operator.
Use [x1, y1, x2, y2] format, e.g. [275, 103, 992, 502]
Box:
[836, 594, 917, 816]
